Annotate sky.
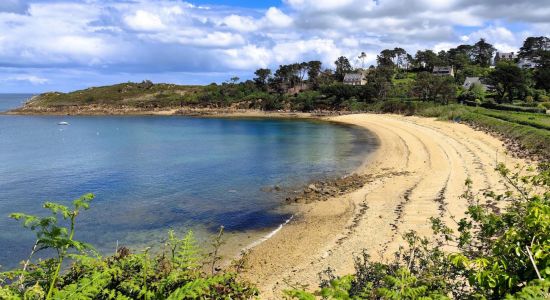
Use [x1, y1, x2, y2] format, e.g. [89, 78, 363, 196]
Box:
[0, 0, 548, 93]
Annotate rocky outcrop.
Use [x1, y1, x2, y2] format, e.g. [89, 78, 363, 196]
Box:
[285, 171, 409, 204]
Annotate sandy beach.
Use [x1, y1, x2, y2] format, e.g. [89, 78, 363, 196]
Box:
[241, 113, 527, 299]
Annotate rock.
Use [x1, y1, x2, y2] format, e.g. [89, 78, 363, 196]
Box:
[308, 184, 318, 191]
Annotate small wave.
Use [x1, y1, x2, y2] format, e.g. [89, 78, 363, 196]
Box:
[242, 215, 294, 251]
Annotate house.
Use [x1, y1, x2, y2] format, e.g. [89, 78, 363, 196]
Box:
[494, 52, 517, 63]
[518, 58, 537, 69]
[343, 71, 367, 86]
[463, 77, 488, 91]
[432, 66, 454, 77]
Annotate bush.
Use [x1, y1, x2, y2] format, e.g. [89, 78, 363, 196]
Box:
[0, 195, 258, 299]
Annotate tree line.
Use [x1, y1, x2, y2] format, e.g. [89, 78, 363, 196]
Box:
[163, 36, 548, 112]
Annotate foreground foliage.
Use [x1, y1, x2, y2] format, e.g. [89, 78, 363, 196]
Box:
[285, 163, 549, 299]
[0, 195, 257, 299]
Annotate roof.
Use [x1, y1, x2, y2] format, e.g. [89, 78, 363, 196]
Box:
[433, 66, 453, 73]
[463, 77, 482, 88]
[463, 77, 489, 91]
[343, 73, 364, 81]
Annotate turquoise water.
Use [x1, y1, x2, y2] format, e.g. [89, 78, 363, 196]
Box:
[0, 94, 377, 269]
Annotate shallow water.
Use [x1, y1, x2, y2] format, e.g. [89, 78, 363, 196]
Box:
[0, 94, 377, 269]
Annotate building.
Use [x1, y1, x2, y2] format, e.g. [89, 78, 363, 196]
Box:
[343, 71, 367, 86]
[494, 52, 517, 63]
[463, 77, 488, 91]
[432, 66, 454, 77]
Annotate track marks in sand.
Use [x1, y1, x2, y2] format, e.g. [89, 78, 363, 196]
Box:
[244, 114, 527, 299]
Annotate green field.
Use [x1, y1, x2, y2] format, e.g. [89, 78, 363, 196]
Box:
[424, 105, 550, 159]
[471, 108, 550, 131]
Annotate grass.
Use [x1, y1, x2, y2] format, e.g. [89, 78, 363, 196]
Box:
[471, 108, 550, 131]
[392, 72, 416, 85]
[28, 82, 203, 107]
[419, 104, 550, 159]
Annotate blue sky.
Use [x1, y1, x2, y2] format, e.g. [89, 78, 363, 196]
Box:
[0, 0, 548, 93]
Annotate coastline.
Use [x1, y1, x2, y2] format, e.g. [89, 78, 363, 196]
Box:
[239, 113, 528, 299]
[4, 105, 347, 119]
[3, 106, 534, 298]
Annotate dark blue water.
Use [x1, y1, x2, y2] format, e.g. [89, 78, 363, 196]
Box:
[0, 94, 377, 269]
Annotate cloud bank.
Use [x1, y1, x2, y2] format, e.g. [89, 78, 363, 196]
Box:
[0, 0, 548, 92]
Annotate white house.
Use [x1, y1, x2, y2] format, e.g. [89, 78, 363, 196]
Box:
[432, 66, 454, 77]
[343, 71, 367, 86]
[494, 52, 517, 63]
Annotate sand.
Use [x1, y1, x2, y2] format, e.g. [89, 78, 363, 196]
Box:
[241, 113, 527, 299]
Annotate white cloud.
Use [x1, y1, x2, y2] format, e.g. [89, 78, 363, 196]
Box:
[124, 10, 165, 31]
[8, 75, 48, 84]
[223, 14, 258, 32]
[222, 45, 271, 69]
[1, 0, 550, 92]
[263, 7, 293, 28]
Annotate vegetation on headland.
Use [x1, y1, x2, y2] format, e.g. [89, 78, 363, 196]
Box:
[1, 164, 548, 299]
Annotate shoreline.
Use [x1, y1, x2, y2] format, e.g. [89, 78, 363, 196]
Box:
[239, 113, 529, 299]
[3, 106, 349, 119]
[218, 120, 379, 267]
[2, 107, 534, 298]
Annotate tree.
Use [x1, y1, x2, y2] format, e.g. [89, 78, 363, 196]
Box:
[317, 69, 335, 86]
[229, 76, 240, 84]
[334, 56, 353, 81]
[413, 72, 456, 104]
[270, 65, 291, 93]
[366, 67, 394, 101]
[534, 51, 550, 90]
[253, 68, 272, 90]
[414, 50, 441, 71]
[377, 49, 395, 68]
[437, 50, 449, 65]
[448, 45, 474, 70]
[295, 62, 309, 88]
[519, 36, 550, 60]
[358, 52, 367, 69]
[472, 38, 496, 67]
[488, 61, 527, 102]
[307, 60, 322, 89]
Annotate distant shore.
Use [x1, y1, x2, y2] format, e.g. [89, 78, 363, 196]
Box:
[240, 113, 528, 299]
[5, 105, 350, 119]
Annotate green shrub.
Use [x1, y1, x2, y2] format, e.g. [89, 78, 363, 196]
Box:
[0, 195, 258, 300]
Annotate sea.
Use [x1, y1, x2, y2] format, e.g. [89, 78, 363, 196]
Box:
[0, 94, 378, 269]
